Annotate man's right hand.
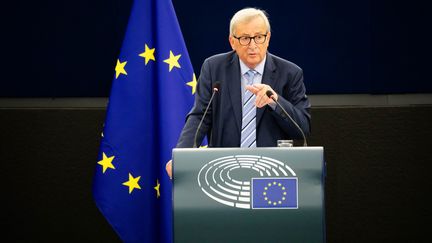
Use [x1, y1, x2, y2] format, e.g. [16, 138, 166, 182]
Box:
[166, 160, 172, 179]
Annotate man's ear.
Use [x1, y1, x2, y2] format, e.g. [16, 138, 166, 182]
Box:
[229, 36, 235, 50]
[266, 32, 271, 44]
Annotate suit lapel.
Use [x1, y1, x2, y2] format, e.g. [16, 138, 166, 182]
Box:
[227, 52, 242, 132]
[257, 53, 277, 126]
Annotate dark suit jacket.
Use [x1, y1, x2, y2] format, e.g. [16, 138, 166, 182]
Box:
[177, 51, 311, 147]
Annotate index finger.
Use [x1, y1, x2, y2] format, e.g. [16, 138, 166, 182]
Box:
[245, 85, 260, 95]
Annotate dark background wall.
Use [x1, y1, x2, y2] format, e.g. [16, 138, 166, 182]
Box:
[3, 0, 431, 97]
[2, 106, 431, 242]
[2, 0, 432, 242]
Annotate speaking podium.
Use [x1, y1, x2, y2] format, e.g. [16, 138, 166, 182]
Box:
[173, 147, 325, 243]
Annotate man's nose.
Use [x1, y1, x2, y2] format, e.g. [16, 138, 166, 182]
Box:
[248, 39, 258, 48]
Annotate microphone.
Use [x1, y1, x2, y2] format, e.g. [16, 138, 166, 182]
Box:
[266, 90, 307, 146]
[193, 82, 221, 148]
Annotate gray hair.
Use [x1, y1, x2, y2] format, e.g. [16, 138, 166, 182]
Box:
[229, 8, 271, 36]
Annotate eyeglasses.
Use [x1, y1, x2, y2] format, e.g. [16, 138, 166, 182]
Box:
[233, 33, 268, 46]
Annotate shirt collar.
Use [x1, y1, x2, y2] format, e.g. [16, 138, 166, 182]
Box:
[239, 55, 266, 76]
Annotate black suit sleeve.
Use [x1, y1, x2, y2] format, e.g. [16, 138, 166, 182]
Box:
[270, 68, 311, 139]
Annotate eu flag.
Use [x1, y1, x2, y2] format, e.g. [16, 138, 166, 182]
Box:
[92, 0, 195, 242]
[252, 178, 298, 209]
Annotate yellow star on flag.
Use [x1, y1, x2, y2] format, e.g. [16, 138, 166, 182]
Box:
[139, 44, 156, 65]
[163, 50, 181, 71]
[154, 179, 160, 198]
[123, 173, 141, 194]
[97, 152, 115, 173]
[115, 59, 127, 79]
[187, 73, 197, 94]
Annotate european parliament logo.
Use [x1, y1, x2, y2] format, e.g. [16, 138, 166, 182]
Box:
[197, 155, 298, 209]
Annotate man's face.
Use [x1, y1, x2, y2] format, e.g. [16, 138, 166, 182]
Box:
[229, 17, 270, 69]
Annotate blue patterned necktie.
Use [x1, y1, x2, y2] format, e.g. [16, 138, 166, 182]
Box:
[241, 70, 257, 148]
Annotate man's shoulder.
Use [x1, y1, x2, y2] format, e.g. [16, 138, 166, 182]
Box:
[267, 52, 302, 71]
[204, 51, 236, 64]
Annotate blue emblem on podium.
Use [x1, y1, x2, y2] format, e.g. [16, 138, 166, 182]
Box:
[251, 178, 298, 209]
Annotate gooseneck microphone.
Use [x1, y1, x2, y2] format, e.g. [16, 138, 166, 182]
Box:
[193, 82, 221, 148]
[266, 90, 307, 146]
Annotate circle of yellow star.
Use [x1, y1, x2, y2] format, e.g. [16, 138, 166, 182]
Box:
[154, 179, 161, 198]
[115, 59, 127, 79]
[187, 73, 197, 94]
[262, 180, 288, 206]
[122, 173, 141, 194]
[97, 152, 115, 173]
[163, 50, 181, 72]
[139, 44, 156, 65]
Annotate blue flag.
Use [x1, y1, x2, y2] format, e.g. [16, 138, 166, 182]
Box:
[252, 178, 298, 209]
[92, 0, 196, 242]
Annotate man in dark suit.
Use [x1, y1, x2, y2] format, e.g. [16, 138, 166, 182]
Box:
[166, 7, 310, 177]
